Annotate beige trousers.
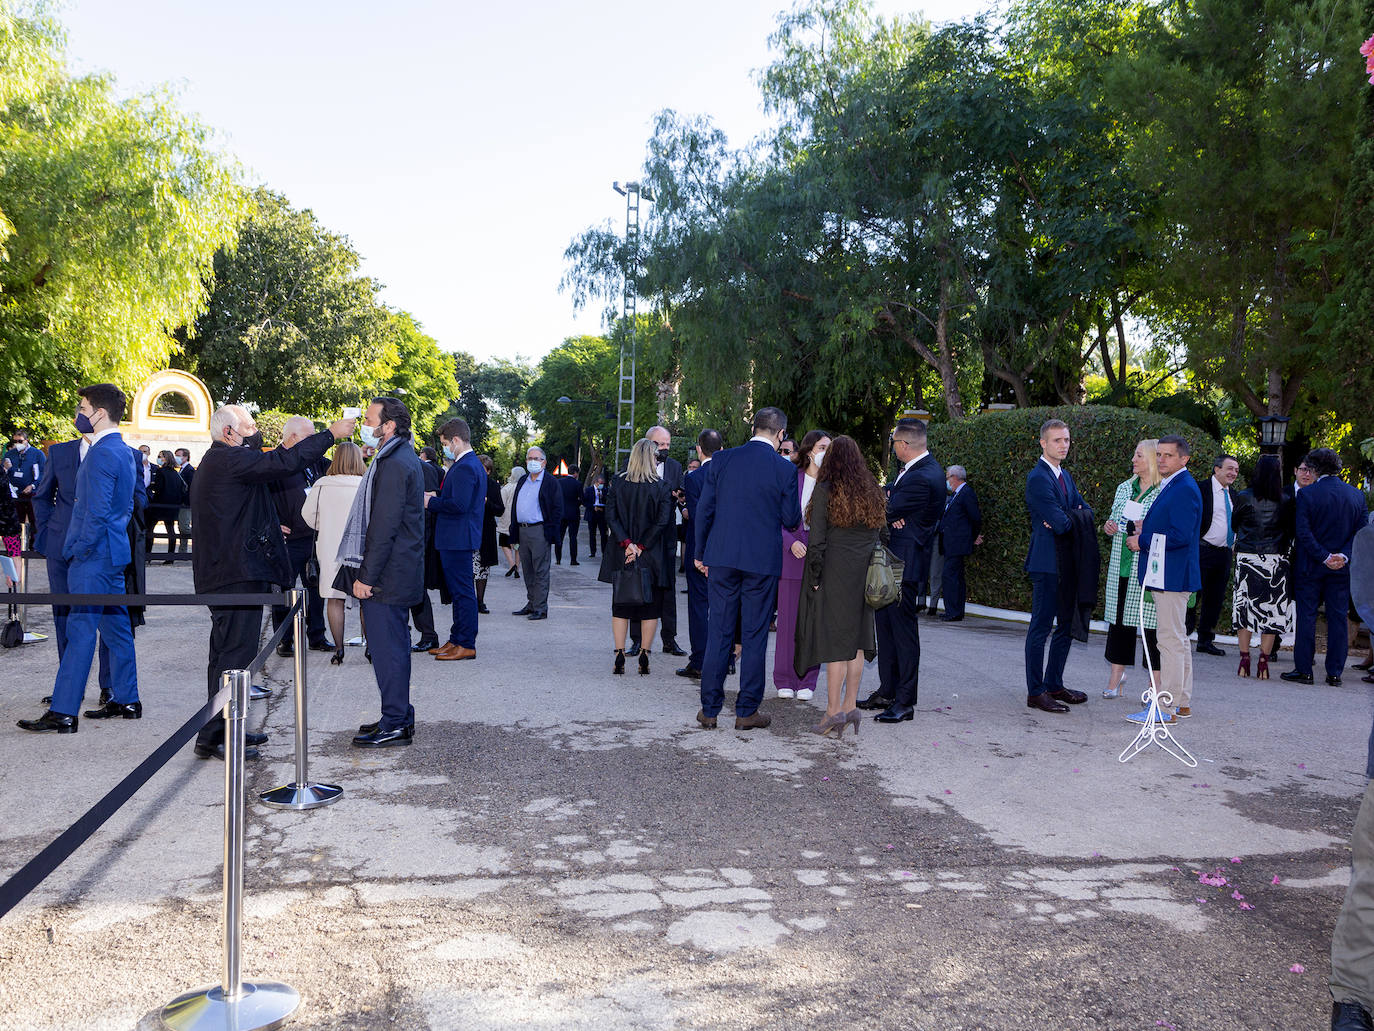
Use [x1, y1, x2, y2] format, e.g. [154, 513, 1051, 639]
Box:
[1151, 590, 1192, 710]
[1333, 780, 1374, 1010]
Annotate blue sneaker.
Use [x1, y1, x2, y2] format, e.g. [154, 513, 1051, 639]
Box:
[1126, 707, 1173, 725]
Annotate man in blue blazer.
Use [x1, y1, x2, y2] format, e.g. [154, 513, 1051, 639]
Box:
[858, 419, 946, 723]
[1023, 419, 1094, 713]
[677, 428, 723, 680]
[1282, 448, 1370, 687]
[1128, 434, 1202, 719]
[427, 418, 487, 658]
[694, 408, 802, 729]
[938, 464, 983, 622]
[19, 384, 141, 733]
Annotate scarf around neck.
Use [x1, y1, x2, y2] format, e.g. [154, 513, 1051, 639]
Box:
[337, 435, 401, 568]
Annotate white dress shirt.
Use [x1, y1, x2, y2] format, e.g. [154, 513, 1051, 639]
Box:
[1202, 475, 1231, 547]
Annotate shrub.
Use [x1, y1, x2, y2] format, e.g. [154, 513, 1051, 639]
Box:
[927, 406, 1222, 613]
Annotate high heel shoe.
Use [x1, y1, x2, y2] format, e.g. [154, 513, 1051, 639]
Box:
[1256, 654, 1270, 680]
[330, 648, 344, 666]
[1237, 651, 1251, 677]
[613, 649, 625, 675]
[812, 712, 845, 737]
[844, 709, 862, 737]
[1103, 673, 1125, 699]
[638, 651, 651, 676]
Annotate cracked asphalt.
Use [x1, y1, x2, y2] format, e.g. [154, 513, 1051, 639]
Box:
[0, 555, 1369, 1030]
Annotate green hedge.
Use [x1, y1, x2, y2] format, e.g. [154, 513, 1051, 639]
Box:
[927, 406, 1222, 614]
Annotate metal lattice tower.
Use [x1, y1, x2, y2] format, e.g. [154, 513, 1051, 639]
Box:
[613, 181, 642, 472]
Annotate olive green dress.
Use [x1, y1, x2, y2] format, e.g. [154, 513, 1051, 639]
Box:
[793, 483, 882, 676]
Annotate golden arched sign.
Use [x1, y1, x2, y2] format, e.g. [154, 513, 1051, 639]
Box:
[121, 369, 214, 461]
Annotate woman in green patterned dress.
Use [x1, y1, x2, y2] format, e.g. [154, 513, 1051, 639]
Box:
[1100, 440, 1163, 699]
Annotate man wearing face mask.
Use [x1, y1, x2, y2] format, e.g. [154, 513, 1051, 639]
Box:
[425, 418, 486, 660]
[3, 430, 44, 530]
[509, 446, 563, 620]
[629, 425, 686, 657]
[174, 448, 195, 554]
[18, 385, 142, 734]
[190, 404, 356, 759]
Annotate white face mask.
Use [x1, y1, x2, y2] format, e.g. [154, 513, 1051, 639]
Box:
[359, 424, 381, 449]
[526, 460, 543, 476]
[813, 449, 825, 467]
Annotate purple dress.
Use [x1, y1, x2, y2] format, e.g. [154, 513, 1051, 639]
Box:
[774, 468, 820, 693]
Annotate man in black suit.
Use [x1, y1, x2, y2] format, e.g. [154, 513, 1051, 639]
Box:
[584, 472, 608, 557]
[938, 464, 983, 622]
[1191, 453, 1239, 656]
[268, 416, 333, 656]
[630, 425, 686, 656]
[677, 428, 722, 680]
[174, 447, 195, 554]
[409, 444, 443, 652]
[554, 465, 583, 565]
[859, 420, 946, 723]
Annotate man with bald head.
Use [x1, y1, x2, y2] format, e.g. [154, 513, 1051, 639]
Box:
[190, 404, 355, 759]
[267, 415, 334, 656]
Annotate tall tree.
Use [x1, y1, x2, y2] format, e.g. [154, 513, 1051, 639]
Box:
[379, 310, 457, 441]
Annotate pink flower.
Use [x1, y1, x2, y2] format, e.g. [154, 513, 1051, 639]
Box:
[1290, 963, 1306, 974]
[1239, 902, 1255, 910]
[1198, 871, 1229, 887]
[1361, 34, 1374, 57]
[1231, 890, 1245, 900]
[1229, 857, 1242, 864]
[1272, 875, 1281, 885]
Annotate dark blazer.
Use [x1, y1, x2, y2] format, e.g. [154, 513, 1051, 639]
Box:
[598, 475, 673, 588]
[1196, 474, 1233, 544]
[419, 456, 444, 592]
[886, 452, 945, 583]
[268, 451, 329, 541]
[654, 456, 684, 580]
[1024, 460, 1091, 575]
[429, 449, 486, 552]
[150, 463, 187, 510]
[682, 463, 707, 566]
[32, 439, 80, 557]
[190, 430, 335, 593]
[939, 483, 982, 557]
[179, 461, 195, 493]
[583, 484, 602, 514]
[510, 471, 564, 545]
[1136, 471, 1202, 592]
[357, 440, 426, 607]
[558, 475, 584, 523]
[480, 476, 504, 567]
[3, 444, 44, 497]
[696, 441, 801, 578]
[64, 433, 135, 566]
[1295, 475, 1368, 572]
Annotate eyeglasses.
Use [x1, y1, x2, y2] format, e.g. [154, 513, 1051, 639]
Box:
[779, 448, 795, 456]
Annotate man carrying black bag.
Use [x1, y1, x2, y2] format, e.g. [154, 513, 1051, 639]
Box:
[190, 404, 355, 760]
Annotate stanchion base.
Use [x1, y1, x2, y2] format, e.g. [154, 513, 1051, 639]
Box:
[21, 631, 47, 643]
[259, 782, 343, 810]
[161, 981, 300, 1031]
[249, 683, 271, 700]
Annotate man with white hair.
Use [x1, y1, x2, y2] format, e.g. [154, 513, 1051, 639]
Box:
[937, 464, 983, 622]
[190, 404, 355, 760]
[267, 416, 333, 656]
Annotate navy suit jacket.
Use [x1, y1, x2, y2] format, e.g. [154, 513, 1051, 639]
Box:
[1136, 471, 1202, 592]
[682, 463, 708, 566]
[885, 453, 946, 582]
[1024, 460, 1091, 574]
[64, 433, 135, 566]
[34, 439, 145, 558]
[1295, 475, 1368, 573]
[510, 471, 564, 545]
[696, 441, 801, 578]
[558, 475, 583, 523]
[429, 450, 487, 552]
[940, 484, 982, 557]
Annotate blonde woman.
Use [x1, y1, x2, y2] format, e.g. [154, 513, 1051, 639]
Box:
[1100, 439, 1163, 698]
[597, 438, 673, 675]
[302, 442, 366, 665]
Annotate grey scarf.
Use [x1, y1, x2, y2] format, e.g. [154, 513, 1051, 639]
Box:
[336, 436, 400, 568]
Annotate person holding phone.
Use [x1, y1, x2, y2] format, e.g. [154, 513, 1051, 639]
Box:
[1100, 440, 1163, 699]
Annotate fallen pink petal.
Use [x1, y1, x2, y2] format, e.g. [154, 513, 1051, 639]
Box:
[1229, 857, 1242, 864]
[1290, 964, 1305, 974]
[1231, 890, 1245, 900]
[1240, 902, 1255, 910]
[1272, 876, 1281, 885]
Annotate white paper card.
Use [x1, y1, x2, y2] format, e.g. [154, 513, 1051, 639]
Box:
[1143, 534, 1167, 590]
[1122, 500, 1145, 523]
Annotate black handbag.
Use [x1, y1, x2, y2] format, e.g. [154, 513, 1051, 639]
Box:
[2, 585, 22, 648]
[332, 564, 359, 596]
[612, 561, 653, 607]
[303, 548, 320, 589]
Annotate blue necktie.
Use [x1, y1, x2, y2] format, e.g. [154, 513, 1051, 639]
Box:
[1223, 488, 1233, 547]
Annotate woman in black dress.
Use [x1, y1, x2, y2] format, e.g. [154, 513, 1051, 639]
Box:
[793, 435, 887, 738]
[146, 450, 185, 563]
[475, 455, 504, 614]
[598, 438, 672, 675]
[1231, 454, 1294, 679]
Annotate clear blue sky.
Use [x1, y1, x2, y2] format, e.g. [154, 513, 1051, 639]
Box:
[61, 0, 987, 366]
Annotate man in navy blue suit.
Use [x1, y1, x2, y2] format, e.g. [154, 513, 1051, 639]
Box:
[1022, 419, 1093, 714]
[19, 384, 142, 733]
[427, 418, 487, 659]
[1128, 434, 1202, 719]
[677, 428, 723, 681]
[858, 420, 946, 723]
[694, 408, 801, 730]
[1282, 448, 1370, 687]
[938, 464, 982, 622]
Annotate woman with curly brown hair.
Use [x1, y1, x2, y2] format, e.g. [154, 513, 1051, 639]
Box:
[793, 435, 888, 737]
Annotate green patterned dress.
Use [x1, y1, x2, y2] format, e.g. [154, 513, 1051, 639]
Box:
[1102, 476, 1160, 634]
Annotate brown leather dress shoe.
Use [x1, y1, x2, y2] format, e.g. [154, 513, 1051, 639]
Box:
[427, 643, 445, 655]
[437, 645, 476, 661]
[735, 711, 772, 730]
[695, 710, 717, 729]
[1026, 694, 1070, 713]
[432, 643, 459, 658]
[1048, 687, 1088, 704]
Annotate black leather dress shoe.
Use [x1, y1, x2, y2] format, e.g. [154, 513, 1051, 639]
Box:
[727, 655, 737, 676]
[913, 602, 927, 615]
[661, 643, 687, 657]
[17, 710, 78, 733]
[276, 642, 294, 658]
[856, 692, 894, 711]
[1327, 674, 1343, 687]
[1280, 670, 1314, 684]
[358, 720, 415, 737]
[570, 560, 580, 566]
[477, 604, 490, 614]
[1048, 687, 1088, 704]
[1333, 1000, 1374, 1031]
[940, 614, 964, 622]
[193, 741, 261, 760]
[308, 640, 335, 652]
[1364, 673, 1374, 685]
[512, 605, 532, 616]
[352, 727, 413, 748]
[874, 704, 915, 723]
[83, 700, 143, 720]
[245, 731, 268, 746]
[1196, 642, 1226, 656]
[624, 643, 641, 657]
[528, 610, 548, 620]
[411, 639, 440, 653]
[1027, 694, 1070, 713]
[676, 665, 702, 680]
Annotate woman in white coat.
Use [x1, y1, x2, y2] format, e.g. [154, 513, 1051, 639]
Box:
[302, 441, 365, 664]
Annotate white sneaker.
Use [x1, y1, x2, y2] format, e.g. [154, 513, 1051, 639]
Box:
[795, 688, 814, 700]
[777, 689, 795, 699]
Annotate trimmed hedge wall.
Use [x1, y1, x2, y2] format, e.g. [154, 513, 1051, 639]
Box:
[927, 406, 1222, 614]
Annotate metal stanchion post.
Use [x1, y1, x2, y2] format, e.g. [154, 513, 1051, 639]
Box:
[162, 670, 300, 1031]
[261, 591, 342, 810]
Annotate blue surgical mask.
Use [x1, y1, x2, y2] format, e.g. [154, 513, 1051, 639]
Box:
[359, 425, 381, 449]
[526, 460, 542, 476]
[443, 444, 455, 461]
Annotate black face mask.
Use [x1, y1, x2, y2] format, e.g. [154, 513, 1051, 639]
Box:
[241, 431, 264, 451]
[656, 448, 670, 464]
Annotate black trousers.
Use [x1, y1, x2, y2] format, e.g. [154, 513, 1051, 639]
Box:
[632, 570, 679, 648]
[586, 511, 608, 555]
[876, 579, 921, 705]
[554, 519, 580, 563]
[1191, 542, 1231, 644]
[410, 592, 437, 643]
[198, 581, 267, 748]
[271, 536, 328, 646]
